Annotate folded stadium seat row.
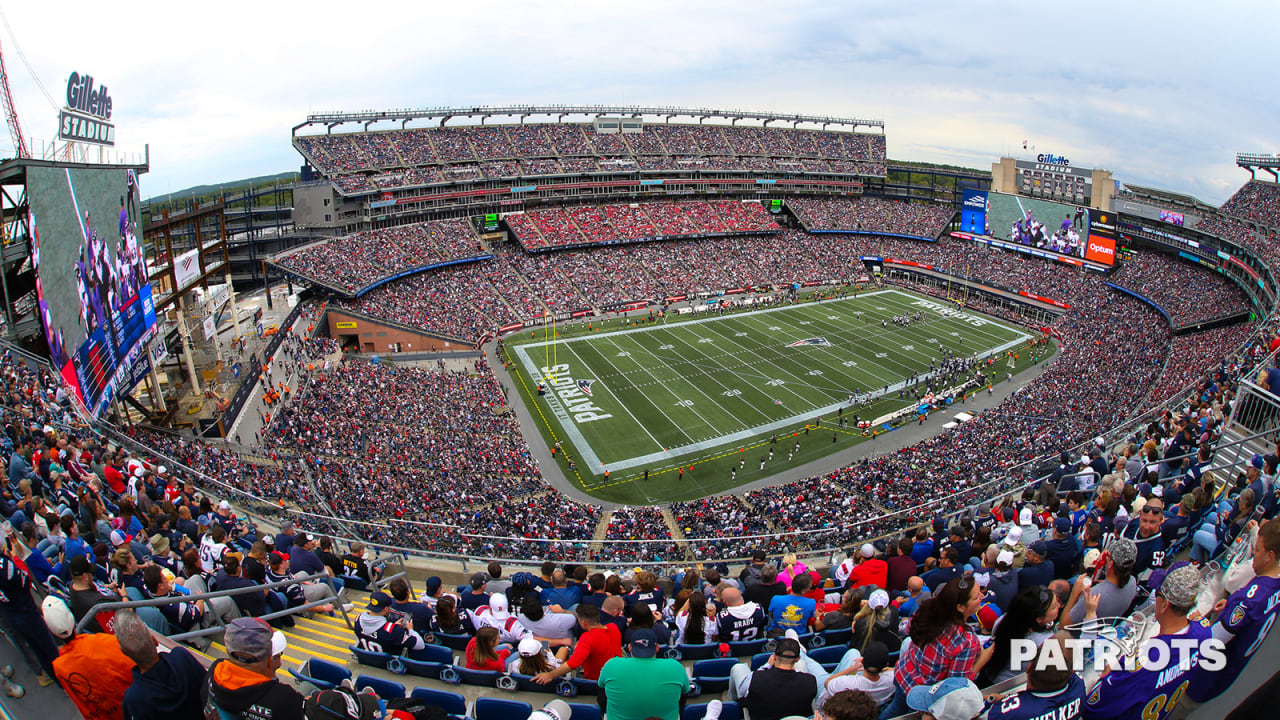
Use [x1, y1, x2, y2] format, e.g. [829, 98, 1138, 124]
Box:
[412, 687, 604, 720]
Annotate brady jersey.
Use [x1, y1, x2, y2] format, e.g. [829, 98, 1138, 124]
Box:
[1187, 573, 1280, 702]
[715, 604, 767, 642]
[469, 608, 529, 644]
[986, 673, 1085, 720]
[1083, 621, 1211, 719]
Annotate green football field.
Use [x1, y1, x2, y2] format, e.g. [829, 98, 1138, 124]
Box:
[504, 288, 1039, 503]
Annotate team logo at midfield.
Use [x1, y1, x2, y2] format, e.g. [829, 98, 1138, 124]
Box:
[577, 379, 596, 396]
[787, 337, 830, 347]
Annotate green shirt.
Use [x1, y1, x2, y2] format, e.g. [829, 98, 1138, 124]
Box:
[596, 656, 690, 720]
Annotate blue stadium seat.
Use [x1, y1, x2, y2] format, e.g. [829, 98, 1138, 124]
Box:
[816, 628, 852, 647]
[691, 658, 740, 692]
[475, 697, 533, 720]
[402, 657, 447, 680]
[306, 659, 352, 688]
[507, 673, 560, 694]
[453, 666, 504, 687]
[568, 677, 599, 696]
[411, 688, 469, 717]
[432, 631, 474, 651]
[414, 644, 454, 664]
[667, 643, 721, 661]
[683, 702, 741, 720]
[727, 639, 767, 657]
[356, 674, 406, 700]
[568, 704, 602, 720]
[750, 652, 772, 670]
[288, 667, 335, 691]
[807, 645, 848, 670]
[350, 645, 394, 670]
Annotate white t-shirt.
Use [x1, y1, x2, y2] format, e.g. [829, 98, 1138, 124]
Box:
[821, 670, 896, 705]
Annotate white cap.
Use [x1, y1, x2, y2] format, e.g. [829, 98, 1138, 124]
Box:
[973, 571, 990, 587]
[1083, 549, 1102, 569]
[488, 593, 510, 620]
[1019, 507, 1033, 525]
[859, 543, 875, 558]
[218, 500, 231, 511]
[1152, 485, 1164, 498]
[42, 596, 76, 638]
[535, 700, 572, 720]
[1004, 527, 1022, 546]
[272, 630, 287, 657]
[518, 636, 544, 656]
[997, 550, 1015, 567]
[868, 589, 889, 609]
[158, 466, 168, 475]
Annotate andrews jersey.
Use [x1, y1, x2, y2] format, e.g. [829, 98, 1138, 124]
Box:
[1084, 620, 1211, 720]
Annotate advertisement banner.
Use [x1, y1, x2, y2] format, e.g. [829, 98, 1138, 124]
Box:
[174, 248, 200, 289]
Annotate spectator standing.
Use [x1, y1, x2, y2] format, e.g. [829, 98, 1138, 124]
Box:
[597, 628, 689, 720]
[41, 596, 135, 720]
[768, 573, 817, 633]
[0, 536, 58, 686]
[533, 604, 621, 684]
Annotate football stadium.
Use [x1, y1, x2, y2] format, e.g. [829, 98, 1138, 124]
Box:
[1, 14, 1279, 720]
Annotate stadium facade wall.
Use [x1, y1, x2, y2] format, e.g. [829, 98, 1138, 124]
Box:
[325, 310, 476, 353]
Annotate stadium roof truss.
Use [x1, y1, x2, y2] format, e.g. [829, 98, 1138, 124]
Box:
[1237, 152, 1280, 182]
[294, 105, 884, 134]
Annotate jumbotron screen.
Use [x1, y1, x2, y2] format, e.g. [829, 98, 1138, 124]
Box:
[985, 191, 1115, 266]
[28, 166, 156, 416]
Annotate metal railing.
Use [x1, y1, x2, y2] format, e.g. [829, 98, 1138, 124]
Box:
[71, 571, 352, 642]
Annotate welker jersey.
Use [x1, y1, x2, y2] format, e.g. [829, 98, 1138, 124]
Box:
[985, 673, 1085, 720]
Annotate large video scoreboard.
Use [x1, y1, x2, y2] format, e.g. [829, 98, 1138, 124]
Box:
[28, 165, 157, 416]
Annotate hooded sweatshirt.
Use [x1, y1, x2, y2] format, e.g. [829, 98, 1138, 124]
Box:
[716, 600, 768, 641]
[122, 646, 206, 720]
[202, 658, 305, 720]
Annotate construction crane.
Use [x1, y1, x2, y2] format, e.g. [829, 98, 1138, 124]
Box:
[0, 37, 28, 159]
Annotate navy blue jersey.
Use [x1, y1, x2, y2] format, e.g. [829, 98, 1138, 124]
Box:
[986, 673, 1085, 720]
[715, 604, 768, 642]
[0, 554, 39, 614]
[354, 613, 422, 656]
[1084, 621, 1211, 719]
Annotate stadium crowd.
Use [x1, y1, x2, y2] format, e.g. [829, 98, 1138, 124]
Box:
[787, 198, 955, 239]
[1221, 179, 1280, 229]
[1108, 251, 1251, 327]
[505, 201, 779, 251]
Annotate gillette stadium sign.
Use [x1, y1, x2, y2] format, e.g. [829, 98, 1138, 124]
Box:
[1036, 153, 1070, 166]
[57, 71, 116, 146]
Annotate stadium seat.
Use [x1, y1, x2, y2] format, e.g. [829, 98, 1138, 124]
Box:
[288, 667, 335, 691]
[727, 639, 768, 657]
[507, 673, 560, 694]
[432, 631, 474, 652]
[807, 645, 848, 670]
[816, 628, 852, 646]
[691, 658, 740, 692]
[356, 674, 406, 700]
[402, 657, 447, 680]
[750, 652, 772, 670]
[350, 645, 394, 671]
[667, 643, 721, 661]
[453, 666, 504, 687]
[411, 688, 468, 717]
[683, 702, 741, 720]
[475, 697, 533, 720]
[568, 704, 602, 720]
[305, 658, 352, 688]
[569, 677, 599, 696]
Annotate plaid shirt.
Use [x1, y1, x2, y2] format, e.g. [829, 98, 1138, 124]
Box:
[896, 623, 981, 690]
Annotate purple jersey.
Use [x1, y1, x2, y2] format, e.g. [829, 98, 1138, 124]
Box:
[986, 673, 1084, 720]
[1083, 620, 1211, 719]
[1186, 573, 1280, 702]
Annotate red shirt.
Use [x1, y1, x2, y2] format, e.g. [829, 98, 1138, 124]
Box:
[463, 638, 511, 671]
[567, 623, 622, 680]
[848, 558, 888, 591]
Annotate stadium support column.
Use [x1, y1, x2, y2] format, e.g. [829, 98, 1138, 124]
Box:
[225, 265, 242, 341]
[176, 302, 202, 395]
[220, 207, 241, 341]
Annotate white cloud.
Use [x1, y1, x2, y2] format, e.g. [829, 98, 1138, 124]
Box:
[0, 1, 1274, 203]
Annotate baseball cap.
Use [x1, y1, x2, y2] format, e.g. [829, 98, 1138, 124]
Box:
[752, 549, 767, 562]
[368, 591, 393, 611]
[426, 576, 443, 593]
[861, 641, 890, 672]
[1156, 564, 1199, 609]
[972, 571, 990, 588]
[1083, 548, 1102, 570]
[1252, 453, 1265, 469]
[629, 628, 658, 657]
[109, 529, 130, 547]
[906, 677, 984, 720]
[773, 637, 802, 660]
[1004, 527, 1023, 546]
[225, 617, 274, 664]
[1002, 507, 1015, 521]
[42, 596, 76, 639]
[218, 500, 231, 511]
[859, 543, 875, 558]
[1054, 516, 1072, 534]
[158, 465, 167, 474]
[868, 589, 889, 609]
[68, 554, 93, 576]
[488, 593, 510, 620]
[518, 637, 544, 657]
[531, 700, 572, 720]
[272, 630, 287, 658]
[1152, 485, 1164, 498]
[1019, 507, 1034, 525]
[1109, 538, 1138, 568]
[932, 517, 945, 532]
[262, 534, 275, 546]
[997, 550, 1015, 567]
[1028, 540, 1048, 557]
[305, 686, 381, 720]
[470, 572, 490, 589]
[197, 514, 214, 526]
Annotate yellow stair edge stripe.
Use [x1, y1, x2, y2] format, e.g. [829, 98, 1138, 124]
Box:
[284, 620, 357, 643]
[301, 613, 359, 630]
[213, 640, 350, 667]
[281, 635, 357, 661]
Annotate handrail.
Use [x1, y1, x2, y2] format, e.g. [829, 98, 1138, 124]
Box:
[71, 570, 349, 638]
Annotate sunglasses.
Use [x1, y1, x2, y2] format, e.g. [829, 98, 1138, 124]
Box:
[1141, 506, 1164, 515]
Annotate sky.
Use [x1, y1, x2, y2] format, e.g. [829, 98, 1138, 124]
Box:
[0, 1, 1275, 204]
